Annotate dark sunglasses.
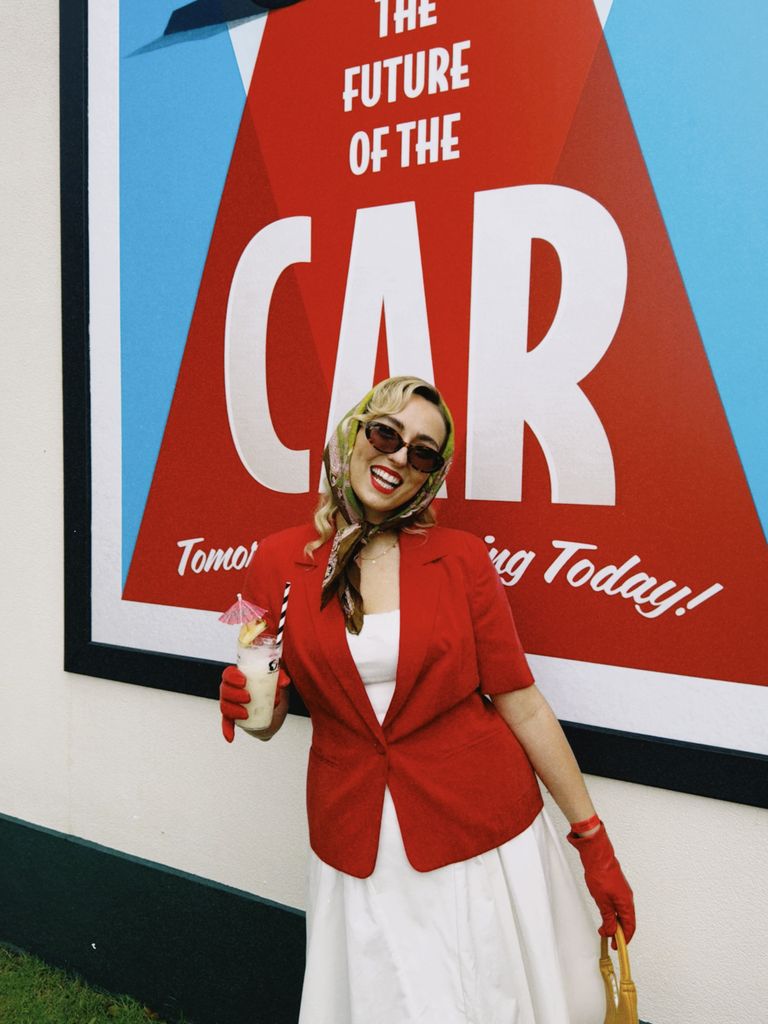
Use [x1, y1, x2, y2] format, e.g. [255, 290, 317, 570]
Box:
[364, 421, 445, 474]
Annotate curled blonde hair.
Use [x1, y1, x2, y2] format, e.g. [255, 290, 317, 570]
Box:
[305, 376, 450, 556]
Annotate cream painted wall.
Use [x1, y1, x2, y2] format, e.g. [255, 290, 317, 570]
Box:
[1, 5, 766, 1024]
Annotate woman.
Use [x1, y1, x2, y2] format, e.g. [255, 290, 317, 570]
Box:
[220, 376, 635, 1024]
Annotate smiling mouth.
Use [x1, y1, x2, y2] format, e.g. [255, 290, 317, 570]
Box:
[370, 466, 403, 494]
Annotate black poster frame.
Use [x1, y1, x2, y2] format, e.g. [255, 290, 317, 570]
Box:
[61, 1, 768, 810]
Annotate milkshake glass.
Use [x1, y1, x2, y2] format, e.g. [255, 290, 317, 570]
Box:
[236, 634, 280, 731]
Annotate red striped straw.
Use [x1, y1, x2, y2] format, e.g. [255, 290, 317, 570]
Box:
[275, 581, 291, 652]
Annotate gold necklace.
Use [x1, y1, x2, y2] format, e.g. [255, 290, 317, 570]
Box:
[357, 536, 399, 564]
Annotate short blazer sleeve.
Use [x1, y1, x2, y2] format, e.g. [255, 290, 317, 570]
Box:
[463, 533, 535, 695]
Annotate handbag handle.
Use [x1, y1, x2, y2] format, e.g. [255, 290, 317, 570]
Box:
[600, 923, 639, 1024]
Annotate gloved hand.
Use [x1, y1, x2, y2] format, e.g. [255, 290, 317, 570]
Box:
[220, 665, 291, 743]
[567, 822, 635, 947]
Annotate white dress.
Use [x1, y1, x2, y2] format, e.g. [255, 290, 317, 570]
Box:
[299, 611, 605, 1024]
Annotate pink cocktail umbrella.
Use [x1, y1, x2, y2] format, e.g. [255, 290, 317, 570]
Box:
[218, 593, 268, 625]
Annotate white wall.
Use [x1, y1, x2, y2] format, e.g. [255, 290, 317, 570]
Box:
[1, 5, 766, 1023]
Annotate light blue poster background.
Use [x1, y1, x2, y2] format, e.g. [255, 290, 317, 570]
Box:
[604, 2, 767, 541]
[119, 1, 768, 587]
[120, 2, 251, 584]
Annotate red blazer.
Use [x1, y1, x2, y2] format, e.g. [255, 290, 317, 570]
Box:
[243, 523, 543, 878]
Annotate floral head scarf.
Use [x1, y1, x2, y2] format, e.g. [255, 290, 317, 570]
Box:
[321, 378, 455, 634]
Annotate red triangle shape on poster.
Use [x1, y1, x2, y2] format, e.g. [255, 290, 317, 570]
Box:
[124, 0, 767, 687]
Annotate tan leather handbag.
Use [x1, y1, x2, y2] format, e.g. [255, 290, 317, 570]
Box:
[601, 923, 639, 1024]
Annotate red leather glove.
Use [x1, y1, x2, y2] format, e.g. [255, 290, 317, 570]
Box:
[567, 822, 635, 947]
[219, 665, 291, 743]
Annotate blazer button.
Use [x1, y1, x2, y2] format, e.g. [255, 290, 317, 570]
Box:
[375, 744, 385, 755]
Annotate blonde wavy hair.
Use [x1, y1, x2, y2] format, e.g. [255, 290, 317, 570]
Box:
[305, 376, 450, 556]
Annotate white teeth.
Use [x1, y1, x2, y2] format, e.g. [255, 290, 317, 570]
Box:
[371, 466, 401, 489]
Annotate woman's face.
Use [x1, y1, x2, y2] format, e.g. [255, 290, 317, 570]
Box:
[349, 394, 447, 524]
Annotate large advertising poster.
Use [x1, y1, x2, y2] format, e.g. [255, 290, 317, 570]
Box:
[63, 0, 768, 806]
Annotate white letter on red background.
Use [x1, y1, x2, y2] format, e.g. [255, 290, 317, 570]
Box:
[466, 185, 626, 504]
[225, 216, 311, 492]
[323, 202, 444, 492]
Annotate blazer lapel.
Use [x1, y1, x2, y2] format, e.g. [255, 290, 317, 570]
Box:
[383, 529, 446, 728]
[295, 542, 385, 741]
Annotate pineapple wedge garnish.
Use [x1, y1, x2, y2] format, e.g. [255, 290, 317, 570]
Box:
[239, 618, 267, 646]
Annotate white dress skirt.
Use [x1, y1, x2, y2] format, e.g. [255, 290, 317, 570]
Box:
[298, 611, 605, 1024]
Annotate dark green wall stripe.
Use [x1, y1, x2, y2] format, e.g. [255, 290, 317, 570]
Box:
[0, 812, 656, 1024]
[0, 812, 305, 1024]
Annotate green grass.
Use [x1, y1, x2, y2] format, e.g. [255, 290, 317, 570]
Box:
[0, 946, 182, 1024]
